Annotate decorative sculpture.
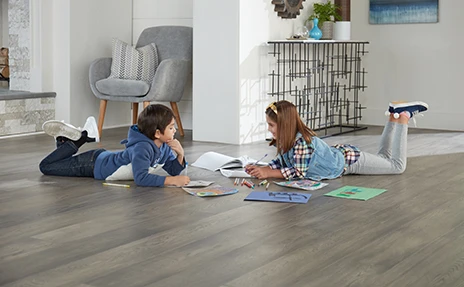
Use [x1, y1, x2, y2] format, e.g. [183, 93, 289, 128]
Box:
[272, 0, 305, 19]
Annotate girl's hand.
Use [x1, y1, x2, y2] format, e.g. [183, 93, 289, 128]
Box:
[245, 165, 270, 180]
[165, 175, 190, 187]
[245, 165, 285, 180]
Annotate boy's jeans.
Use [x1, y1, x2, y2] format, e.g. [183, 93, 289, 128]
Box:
[39, 140, 105, 177]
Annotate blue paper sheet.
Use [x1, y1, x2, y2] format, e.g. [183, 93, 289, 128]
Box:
[244, 191, 311, 204]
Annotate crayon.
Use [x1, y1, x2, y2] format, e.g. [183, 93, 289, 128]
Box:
[103, 182, 130, 188]
[244, 180, 254, 189]
[246, 180, 255, 189]
[259, 179, 268, 186]
[249, 180, 256, 189]
[265, 182, 270, 190]
[253, 154, 268, 165]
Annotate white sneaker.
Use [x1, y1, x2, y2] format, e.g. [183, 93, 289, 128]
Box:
[42, 120, 82, 141]
[82, 116, 100, 142]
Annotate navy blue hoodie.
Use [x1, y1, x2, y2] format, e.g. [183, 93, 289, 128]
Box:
[93, 125, 185, 186]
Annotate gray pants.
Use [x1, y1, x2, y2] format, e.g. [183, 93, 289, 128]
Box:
[345, 122, 408, 175]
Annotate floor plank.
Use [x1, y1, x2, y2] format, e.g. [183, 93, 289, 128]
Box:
[0, 126, 464, 287]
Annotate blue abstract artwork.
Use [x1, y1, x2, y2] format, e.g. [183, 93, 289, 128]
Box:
[369, 0, 439, 24]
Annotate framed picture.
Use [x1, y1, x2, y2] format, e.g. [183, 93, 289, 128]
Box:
[369, 0, 439, 24]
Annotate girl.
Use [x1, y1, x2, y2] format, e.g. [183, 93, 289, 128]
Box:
[245, 100, 429, 181]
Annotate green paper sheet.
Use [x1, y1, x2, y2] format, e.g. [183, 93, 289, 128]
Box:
[324, 186, 387, 201]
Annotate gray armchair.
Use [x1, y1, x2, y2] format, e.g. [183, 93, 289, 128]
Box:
[89, 26, 193, 137]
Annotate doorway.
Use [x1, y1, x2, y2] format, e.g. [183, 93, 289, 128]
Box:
[0, 0, 31, 91]
[0, 0, 9, 88]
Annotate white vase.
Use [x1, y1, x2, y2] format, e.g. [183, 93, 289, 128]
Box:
[334, 21, 351, 40]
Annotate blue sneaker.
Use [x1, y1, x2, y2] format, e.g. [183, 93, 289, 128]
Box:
[385, 101, 429, 119]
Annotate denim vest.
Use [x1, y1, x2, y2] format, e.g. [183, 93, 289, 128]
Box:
[279, 135, 345, 181]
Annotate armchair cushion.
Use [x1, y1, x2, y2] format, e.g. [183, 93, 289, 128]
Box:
[96, 78, 150, 97]
[109, 38, 159, 84]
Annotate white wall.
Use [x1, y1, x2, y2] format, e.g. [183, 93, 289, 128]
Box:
[35, 0, 132, 126]
[0, 0, 7, 47]
[30, 0, 54, 93]
[193, 0, 316, 144]
[68, 0, 132, 127]
[0, 0, 3, 47]
[239, 0, 317, 143]
[193, 0, 240, 144]
[132, 0, 193, 130]
[352, 0, 464, 131]
[51, 0, 70, 122]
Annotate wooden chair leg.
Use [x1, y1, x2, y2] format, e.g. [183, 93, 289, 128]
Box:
[143, 101, 150, 109]
[170, 102, 184, 137]
[132, 103, 138, 125]
[98, 100, 107, 138]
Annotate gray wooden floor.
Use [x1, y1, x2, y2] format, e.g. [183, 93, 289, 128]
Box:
[1, 126, 464, 287]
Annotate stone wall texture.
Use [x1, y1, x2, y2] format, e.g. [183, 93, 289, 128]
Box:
[0, 97, 54, 136]
[8, 0, 30, 91]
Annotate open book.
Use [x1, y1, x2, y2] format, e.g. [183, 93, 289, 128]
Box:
[191, 151, 267, 172]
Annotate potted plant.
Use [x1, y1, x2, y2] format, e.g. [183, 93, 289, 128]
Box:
[305, 1, 341, 40]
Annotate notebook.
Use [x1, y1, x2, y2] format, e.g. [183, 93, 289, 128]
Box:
[324, 186, 387, 201]
[244, 191, 311, 204]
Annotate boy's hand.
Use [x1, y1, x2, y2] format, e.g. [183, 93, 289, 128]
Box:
[167, 139, 184, 157]
[165, 175, 190, 187]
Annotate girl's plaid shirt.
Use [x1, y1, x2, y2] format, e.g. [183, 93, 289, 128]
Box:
[268, 138, 360, 179]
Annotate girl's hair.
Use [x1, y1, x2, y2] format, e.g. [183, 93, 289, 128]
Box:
[137, 104, 175, 140]
[266, 100, 316, 154]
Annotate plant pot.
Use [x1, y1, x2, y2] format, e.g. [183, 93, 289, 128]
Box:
[321, 22, 334, 40]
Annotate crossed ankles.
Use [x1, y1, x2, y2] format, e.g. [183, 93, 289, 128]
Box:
[385, 101, 429, 126]
[385, 101, 429, 119]
[42, 116, 100, 146]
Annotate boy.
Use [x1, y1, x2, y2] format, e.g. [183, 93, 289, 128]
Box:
[39, 104, 190, 187]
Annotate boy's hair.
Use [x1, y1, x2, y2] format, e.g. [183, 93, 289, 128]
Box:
[266, 100, 316, 154]
[137, 104, 175, 140]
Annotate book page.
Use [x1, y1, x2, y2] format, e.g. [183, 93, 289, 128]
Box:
[182, 185, 239, 197]
[274, 180, 328, 191]
[166, 180, 214, 188]
[191, 152, 266, 172]
[219, 168, 251, 178]
[191, 152, 242, 171]
[184, 180, 214, 187]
